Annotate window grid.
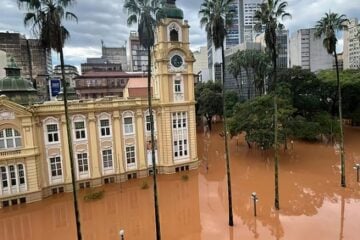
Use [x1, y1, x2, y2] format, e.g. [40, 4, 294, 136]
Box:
[77, 153, 89, 173]
[1, 166, 8, 188]
[50, 157, 62, 177]
[46, 124, 59, 143]
[174, 79, 182, 93]
[124, 117, 134, 134]
[102, 149, 113, 169]
[9, 165, 16, 186]
[126, 146, 136, 166]
[75, 121, 86, 139]
[0, 128, 21, 149]
[172, 112, 189, 159]
[18, 164, 25, 185]
[100, 119, 111, 136]
[0, 164, 26, 192]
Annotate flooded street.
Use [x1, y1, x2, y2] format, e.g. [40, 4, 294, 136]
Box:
[1, 124, 360, 240]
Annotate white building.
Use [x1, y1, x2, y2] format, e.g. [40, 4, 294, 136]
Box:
[0, 50, 6, 79]
[193, 46, 210, 82]
[289, 28, 333, 72]
[343, 18, 360, 69]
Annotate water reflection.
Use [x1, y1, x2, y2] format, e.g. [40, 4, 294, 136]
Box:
[0, 125, 359, 239]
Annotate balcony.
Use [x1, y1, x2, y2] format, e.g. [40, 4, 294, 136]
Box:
[0, 147, 39, 161]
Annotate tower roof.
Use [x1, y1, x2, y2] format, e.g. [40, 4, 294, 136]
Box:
[163, 0, 183, 19]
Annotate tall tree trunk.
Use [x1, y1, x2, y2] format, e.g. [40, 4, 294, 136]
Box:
[26, 39, 35, 89]
[335, 50, 346, 187]
[273, 40, 280, 210]
[221, 44, 234, 226]
[235, 75, 241, 99]
[59, 36, 82, 240]
[148, 47, 161, 240]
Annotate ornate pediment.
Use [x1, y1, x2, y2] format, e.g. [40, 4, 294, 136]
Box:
[0, 95, 33, 118]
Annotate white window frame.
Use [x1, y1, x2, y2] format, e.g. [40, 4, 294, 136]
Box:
[77, 152, 89, 179]
[42, 117, 61, 145]
[97, 113, 112, 138]
[0, 128, 22, 149]
[102, 149, 114, 171]
[122, 111, 135, 135]
[172, 112, 189, 161]
[72, 115, 87, 141]
[46, 124, 59, 143]
[173, 75, 184, 102]
[144, 109, 156, 133]
[49, 156, 63, 184]
[0, 164, 27, 195]
[125, 145, 136, 169]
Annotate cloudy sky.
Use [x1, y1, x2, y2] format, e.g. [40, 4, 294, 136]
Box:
[1, 0, 360, 69]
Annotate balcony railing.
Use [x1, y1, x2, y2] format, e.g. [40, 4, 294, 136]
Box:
[0, 147, 39, 161]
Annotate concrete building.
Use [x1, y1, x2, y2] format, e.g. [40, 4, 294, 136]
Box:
[289, 28, 333, 72]
[255, 29, 289, 69]
[81, 62, 122, 74]
[127, 31, 149, 72]
[193, 46, 210, 82]
[53, 65, 79, 89]
[239, 0, 262, 43]
[333, 52, 344, 71]
[0, 50, 6, 79]
[0, 32, 52, 90]
[0, 0, 198, 208]
[343, 18, 360, 69]
[224, 42, 262, 100]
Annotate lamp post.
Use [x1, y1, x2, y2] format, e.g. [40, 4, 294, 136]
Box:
[251, 192, 259, 217]
[119, 229, 125, 240]
[354, 163, 360, 182]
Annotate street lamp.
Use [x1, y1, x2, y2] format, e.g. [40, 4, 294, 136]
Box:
[119, 229, 125, 240]
[353, 163, 360, 182]
[251, 192, 259, 217]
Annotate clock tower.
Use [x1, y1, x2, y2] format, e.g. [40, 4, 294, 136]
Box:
[153, 0, 198, 172]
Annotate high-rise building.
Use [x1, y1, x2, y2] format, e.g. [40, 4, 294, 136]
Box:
[289, 28, 333, 72]
[193, 46, 210, 82]
[127, 31, 149, 72]
[255, 29, 289, 69]
[239, 0, 262, 43]
[343, 18, 360, 69]
[0, 32, 52, 89]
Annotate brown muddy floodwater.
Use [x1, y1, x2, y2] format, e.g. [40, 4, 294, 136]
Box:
[1, 124, 360, 240]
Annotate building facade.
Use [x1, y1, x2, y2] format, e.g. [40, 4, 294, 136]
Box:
[52, 64, 79, 89]
[343, 18, 360, 69]
[289, 28, 333, 72]
[193, 46, 210, 82]
[0, 32, 52, 90]
[127, 31, 149, 72]
[0, 1, 198, 208]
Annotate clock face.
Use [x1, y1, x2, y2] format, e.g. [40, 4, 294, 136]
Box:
[171, 55, 183, 68]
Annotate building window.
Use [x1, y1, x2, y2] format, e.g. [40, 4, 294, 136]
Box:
[46, 124, 59, 143]
[170, 29, 179, 41]
[0, 128, 21, 149]
[50, 156, 62, 177]
[100, 119, 111, 136]
[126, 146, 136, 167]
[77, 153, 89, 174]
[124, 117, 134, 135]
[145, 111, 156, 132]
[18, 164, 25, 185]
[174, 79, 182, 93]
[9, 165, 16, 186]
[1, 166, 8, 188]
[75, 121, 86, 139]
[172, 112, 189, 159]
[102, 149, 113, 169]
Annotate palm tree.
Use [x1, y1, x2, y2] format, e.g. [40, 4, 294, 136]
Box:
[199, 0, 234, 226]
[18, 1, 81, 239]
[314, 12, 348, 187]
[124, 0, 164, 239]
[254, 0, 290, 210]
[228, 51, 243, 97]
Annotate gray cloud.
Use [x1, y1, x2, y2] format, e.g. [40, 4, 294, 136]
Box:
[1, 0, 359, 68]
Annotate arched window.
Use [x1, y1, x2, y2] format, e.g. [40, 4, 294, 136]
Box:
[0, 128, 21, 149]
[170, 29, 179, 41]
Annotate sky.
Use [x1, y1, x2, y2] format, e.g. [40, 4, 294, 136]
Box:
[1, 0, 360, 70]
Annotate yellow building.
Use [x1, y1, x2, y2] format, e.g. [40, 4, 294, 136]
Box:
[0, 1, 198, 208]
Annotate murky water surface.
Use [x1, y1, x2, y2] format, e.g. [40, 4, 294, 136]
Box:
[1, 124, 360, 240]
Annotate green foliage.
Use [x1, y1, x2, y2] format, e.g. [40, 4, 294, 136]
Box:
[84, 190, 104, 201]
[224, 91, 239, 118]
[181, 174, 189, 181]
[141, 181, 149, 189]
[228, 94, 295, 149]
[196, 81, 223, 117]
